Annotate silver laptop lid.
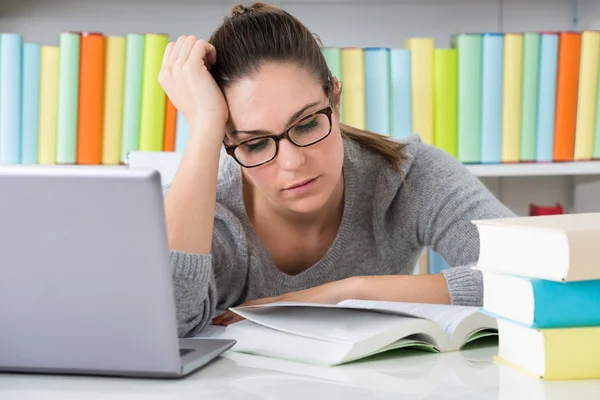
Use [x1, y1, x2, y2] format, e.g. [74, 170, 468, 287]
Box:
[0, 166, 181, 375]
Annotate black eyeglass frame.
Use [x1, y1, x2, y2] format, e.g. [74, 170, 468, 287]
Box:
[224, 89, 335, 168]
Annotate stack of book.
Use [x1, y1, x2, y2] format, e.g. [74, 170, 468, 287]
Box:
[472, 212, 600, 380]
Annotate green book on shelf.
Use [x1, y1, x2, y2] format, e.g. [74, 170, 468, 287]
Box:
[520, 33, 541, 162]
[321, 47, 343, 122]
[120, 33, 145, 163]
[434, 49, 458, 157]
[56, 31, 80, 164]
[452, 34, 482, 163]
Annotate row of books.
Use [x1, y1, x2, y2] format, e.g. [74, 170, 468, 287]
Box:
[324, 31, 600, 164]
[474, 212, 600, 380]
[1, 30, 599, 165]
[0, 31, 189, 165]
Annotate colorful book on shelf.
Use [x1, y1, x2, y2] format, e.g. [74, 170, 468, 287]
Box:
[163, 96, 178, 152]
[453, 33, 482, 163]
[434, 48, 458, 157]
[535, 32, 559, 163]
[390, 49, 412, 140]
[102, 35, 126, 165]
[321, 47, 343, 122]
[495, 319, 600, 380]
[175, 111, 189, 153]
[364, 47, 391, 136]
[519, 32, 540, 162]
[480, 33, 503, 164]
[21, 42, 41, 165]
[38, 46, 60, 165]
[574, 30, 600, 161]
[501, 33, 523, 163]
[0, 32, 23, 164]
[196, 300, 497, 366]
[404, 38, 434, 145]
[473, 212, 600, 282]
[120, 33, 145, 163]
[482, 270, 600, 329]
[340, 47, 365, 130]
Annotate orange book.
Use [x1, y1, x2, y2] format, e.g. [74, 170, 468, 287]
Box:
[77, 32, 105, 164]
[163, 96, 177, 151]
[553, 32, 582, 162]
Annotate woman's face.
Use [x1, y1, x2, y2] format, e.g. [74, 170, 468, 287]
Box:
[224, 62, 343, 215]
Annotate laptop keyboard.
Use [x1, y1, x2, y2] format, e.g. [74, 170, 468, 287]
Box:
[179, 348, 194, 357]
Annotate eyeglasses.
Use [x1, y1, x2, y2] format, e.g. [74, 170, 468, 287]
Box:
[224, 105, 333, 168]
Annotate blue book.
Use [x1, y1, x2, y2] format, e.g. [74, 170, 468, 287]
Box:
[175, 111, 189, 153]
[535, 33, 559, 163]
[482, 271, 600, 329]
[480, 33, 504, 164]
[21, 42, 41, 164]
[364, 48, 391, 136]
[0, 33, 23, 164]
[390, 49, 412, 140]
[428, 248, 449, 273]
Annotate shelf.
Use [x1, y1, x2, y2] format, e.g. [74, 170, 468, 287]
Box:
[465, 161, 600, 177]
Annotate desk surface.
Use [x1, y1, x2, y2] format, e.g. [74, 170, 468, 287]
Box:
[1, 339, 599, 399]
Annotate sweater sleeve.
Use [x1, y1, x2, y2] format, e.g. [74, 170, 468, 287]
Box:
[164, 186, 249, 337]
[403, 140, 516, 306]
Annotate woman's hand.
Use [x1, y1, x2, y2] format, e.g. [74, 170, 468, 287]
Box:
[212, 277, 359, 326]
[158, 35, 229, 133]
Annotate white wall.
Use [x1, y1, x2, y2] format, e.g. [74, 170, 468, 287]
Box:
[2, 0, 599, 216]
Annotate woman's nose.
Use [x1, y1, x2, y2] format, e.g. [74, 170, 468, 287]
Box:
[277, 139, 305, 171]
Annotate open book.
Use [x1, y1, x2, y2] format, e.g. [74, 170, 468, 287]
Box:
[195, 300, 498, 366]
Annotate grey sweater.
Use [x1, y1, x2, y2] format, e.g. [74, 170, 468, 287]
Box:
[167, 134, 515, 337]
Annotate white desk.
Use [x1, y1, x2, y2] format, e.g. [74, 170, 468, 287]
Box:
[1, 339, 599, 399]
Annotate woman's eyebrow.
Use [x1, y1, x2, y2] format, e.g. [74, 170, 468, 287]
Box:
[231, 100, 321, 135]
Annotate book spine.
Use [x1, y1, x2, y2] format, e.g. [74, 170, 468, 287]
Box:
[21, 42, 41, 165]
[390, 49, 412, 140]
[0, 33, 23, 164]
[120, 33, 145, 163]
[163, 96, 177, 151]
[405, 38, 435, 145]
[56, 31, 80, 164]
[101, 36, 126, 165]
[455, 34, 482, 163]
[76, 32, 105, 165]
[364, 48, 391, 136]
[520, 33, 541, 162]
[340, 48, 365, 130]
[553, 32, 582, 162]
[481, 33, 504, 164]
[174, 111, 189, 153]
[501, 33, 523, 163]
[139, 33, 169, 151]
[434, 48, 458, 157]
[594, 59, 600, 158]
[535, 33, 559, 162]
[574, 31, 600, 161]
[321, 47, 343, 122]
[38, 46, 60, 165]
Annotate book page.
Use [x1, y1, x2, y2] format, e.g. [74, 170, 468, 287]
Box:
[337, 300, 480, 339]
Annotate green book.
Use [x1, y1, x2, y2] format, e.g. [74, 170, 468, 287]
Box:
[452, 34, 482, 163]
[434, 49, 458, 157]
[120, 33, 145, 162]
[139, 33, 168, 152]
[321, 47, 343, 122]
[520, 33, 541, 161]
[56, 31, 80, 164]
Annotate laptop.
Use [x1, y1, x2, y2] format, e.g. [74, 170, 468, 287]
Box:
[0, 165, 235, 378]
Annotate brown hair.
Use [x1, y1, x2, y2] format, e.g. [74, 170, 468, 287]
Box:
[208, 2, 407, 173]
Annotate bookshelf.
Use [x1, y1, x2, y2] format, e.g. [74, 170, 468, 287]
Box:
[1, 0, 600, 217]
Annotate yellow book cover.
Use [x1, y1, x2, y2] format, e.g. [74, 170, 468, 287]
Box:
[497, 319, 600, 380]
[102, 36, 126, 165]
[139, 33, 169, 152]
[340, 48, 365, 130]
[405, 38, 434, 145]
[38, 46, 60, 165]
[501, 33, 523, 163]
[574, 31, 600, 160]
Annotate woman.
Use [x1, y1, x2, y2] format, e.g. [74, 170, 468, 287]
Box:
[159, 3, 515, 337]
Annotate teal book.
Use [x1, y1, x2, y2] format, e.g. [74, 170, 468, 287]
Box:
[535, 33, 559, 162]
[321, 47, 343, 122]
[452, 33, 482, 163]
[56, 31, 80, 164]
[0, 33, 23, 164]
[120, 33, 145, 163]
[390, 49, 411, 140]
[520, 33, 541, 162]
[175, 111, 189, 153]
[364, 48, 391, 136]
[428, 248, 449, 273]
[21, 42, 41, 164]
[480, 33, 504, 164]
[482, 271, 600, 329]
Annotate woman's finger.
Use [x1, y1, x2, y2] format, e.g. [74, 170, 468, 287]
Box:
[175, 35, 198, 67]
